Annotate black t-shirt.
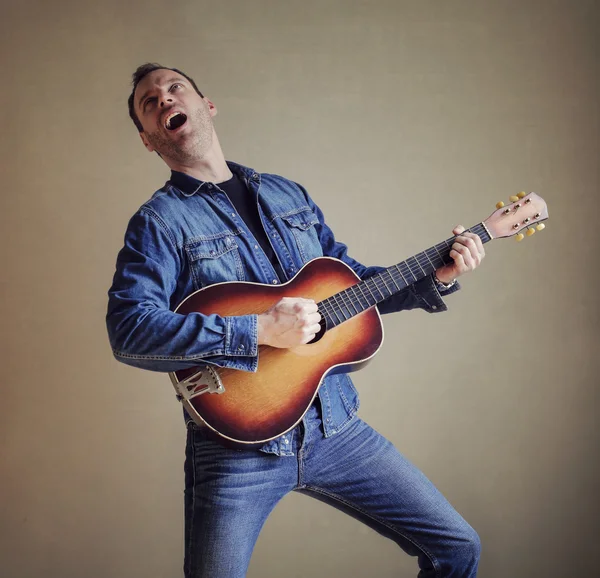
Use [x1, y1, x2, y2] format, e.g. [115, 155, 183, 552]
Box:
[218, 173, 286, 281]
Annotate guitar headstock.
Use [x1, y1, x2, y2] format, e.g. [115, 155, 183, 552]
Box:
[484, 192, 548, 241]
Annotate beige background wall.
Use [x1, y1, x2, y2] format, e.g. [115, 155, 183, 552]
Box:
[1, 1, 598, 577]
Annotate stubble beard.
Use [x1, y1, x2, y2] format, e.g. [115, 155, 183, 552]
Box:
[144, 107, 214, 165]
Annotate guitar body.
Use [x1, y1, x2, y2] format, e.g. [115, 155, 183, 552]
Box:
[171, 257, 384, 444]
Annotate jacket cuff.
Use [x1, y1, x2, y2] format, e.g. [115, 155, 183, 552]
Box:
[224, 314, 259, 356]
[411, 274, 460, 313]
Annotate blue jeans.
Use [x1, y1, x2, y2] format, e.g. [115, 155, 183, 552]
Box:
[184, 404, 480, 577]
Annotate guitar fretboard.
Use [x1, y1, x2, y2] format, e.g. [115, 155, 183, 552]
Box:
[317, 223, 491, 329]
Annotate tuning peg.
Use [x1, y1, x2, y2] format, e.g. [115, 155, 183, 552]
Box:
[526, 227, 536, 237]
[516, 233, 525, 242]
[496, 201, 505, 209]
[536, 223, 546, 231]
[509, 195, 519, 202]
[517, 191, 527, 199]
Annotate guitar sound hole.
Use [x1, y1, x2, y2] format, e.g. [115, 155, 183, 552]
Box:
[308, 318, 327, 344]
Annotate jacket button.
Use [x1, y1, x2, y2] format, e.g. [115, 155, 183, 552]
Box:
[272, 279, 278, 284]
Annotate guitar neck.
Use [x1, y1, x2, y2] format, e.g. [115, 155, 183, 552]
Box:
[318, 223, 491, 329]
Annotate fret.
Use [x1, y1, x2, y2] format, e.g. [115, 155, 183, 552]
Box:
[341, 289, 359, 315]
[400, 261, 417, 283]
[406, 257, 421, 281]
[415, 252, 432, 274]
[328, 299, 344, 325]
[394, 264, 409, 286]
[386, 269, 401, 291]
[367, 277, 385, 301]
[425, 247, 443, 269]
[379, 273, 392, 295]
[350, 285, 369, 311]
[353, 283, 370, 308]
[362, 280, 378, 303]
[316, 222, 491, 331]
[432, 244, 445, 263]
[332, 293, 350, 321]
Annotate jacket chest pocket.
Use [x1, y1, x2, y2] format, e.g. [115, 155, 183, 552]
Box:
[279, 208, 322, 263]
[184, 234, 245, 290]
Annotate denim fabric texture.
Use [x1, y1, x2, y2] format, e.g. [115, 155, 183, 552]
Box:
[184, 403, 480, 577]
[106, 161, 458, 454]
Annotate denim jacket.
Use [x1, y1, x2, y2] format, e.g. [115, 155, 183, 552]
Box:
[106, 161, 459, 456]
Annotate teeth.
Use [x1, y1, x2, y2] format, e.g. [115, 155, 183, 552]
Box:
[165, 112, 180, 129]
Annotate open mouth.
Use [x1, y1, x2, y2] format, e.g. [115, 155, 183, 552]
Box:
[164, 112, 188, 131]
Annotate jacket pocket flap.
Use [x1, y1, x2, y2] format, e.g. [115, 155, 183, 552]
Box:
[281, 209, 319, 230]
[186, 236, 238, 261]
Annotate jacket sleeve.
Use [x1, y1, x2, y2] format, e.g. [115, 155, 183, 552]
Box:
[106, 208, 259, 373]
[298, 184, 460, 315]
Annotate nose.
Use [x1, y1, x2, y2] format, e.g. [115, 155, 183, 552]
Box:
[160, 97, 173, 108]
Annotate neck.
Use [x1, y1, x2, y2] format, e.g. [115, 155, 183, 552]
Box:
[165, 131, 233, 183]
[317, 223, 492, 330]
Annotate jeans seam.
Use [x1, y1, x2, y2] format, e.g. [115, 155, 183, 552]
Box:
[297, 449, 304, 487]
[185, 429, 198, 577]
[300, 485, 441, 578]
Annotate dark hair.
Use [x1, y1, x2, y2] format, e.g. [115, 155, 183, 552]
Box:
[128, 62, 204, 132]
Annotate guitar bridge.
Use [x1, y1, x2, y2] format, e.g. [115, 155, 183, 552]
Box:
[175, 366, 225, 401]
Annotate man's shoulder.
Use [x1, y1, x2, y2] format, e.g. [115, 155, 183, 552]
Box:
[132, 181, 188, 223]
[259, 170, 302, 191]
[256, 171, 312, 216]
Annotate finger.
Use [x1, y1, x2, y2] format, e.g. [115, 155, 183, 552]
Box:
[305, 312, 321, 325]
[453, 225, 466, 235]
[451, 244, 474, 271]
[455, 235, 479, 260]
[459, 233, 484, 266]
[299, 314, 322, 330]
[449, 248, 467, 271]
[296, 312, 320, 328]
[283, 297, 314, 304]
[301, 325, 321, 344]
[293, 301, 318, 314]
[464, 232, 485, 259]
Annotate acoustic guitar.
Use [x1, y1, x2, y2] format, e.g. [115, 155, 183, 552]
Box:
[170, 192, 548, 445]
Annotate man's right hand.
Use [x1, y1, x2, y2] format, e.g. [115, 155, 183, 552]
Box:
[257, 297, 322, 348]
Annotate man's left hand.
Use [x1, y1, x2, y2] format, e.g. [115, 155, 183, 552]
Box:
[435, 225, 485, 285]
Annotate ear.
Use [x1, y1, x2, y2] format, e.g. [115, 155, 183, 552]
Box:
[139, 132, 154, 153]
[204, 97, 218, 117]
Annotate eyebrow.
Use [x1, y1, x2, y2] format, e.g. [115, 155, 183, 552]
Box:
[137, 77, 186, 110]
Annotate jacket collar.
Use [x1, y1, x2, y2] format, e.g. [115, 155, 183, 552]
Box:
[168, 161, 258, 196]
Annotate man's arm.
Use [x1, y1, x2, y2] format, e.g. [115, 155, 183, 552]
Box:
[297, 183, 460, 315]
[106, 208, 259, 373]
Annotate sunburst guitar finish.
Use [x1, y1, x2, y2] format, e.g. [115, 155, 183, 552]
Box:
[172, 258, 382, 444]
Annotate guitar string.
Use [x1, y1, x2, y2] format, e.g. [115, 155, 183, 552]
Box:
[317, 224, 489, 328]
[317, 226, 489, 325]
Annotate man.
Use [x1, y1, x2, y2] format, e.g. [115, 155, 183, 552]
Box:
[107, 63, 484, 578]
